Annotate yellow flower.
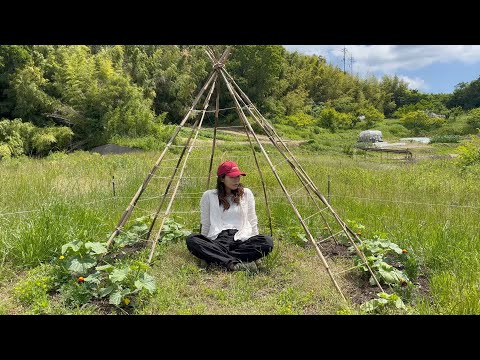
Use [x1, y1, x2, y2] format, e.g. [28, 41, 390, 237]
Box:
[59, 255, 65, 260]
[356, 231, 362, 236]
[124, 298, 131, 305]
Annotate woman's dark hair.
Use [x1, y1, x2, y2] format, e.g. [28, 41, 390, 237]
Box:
[216, 175, 244, 210]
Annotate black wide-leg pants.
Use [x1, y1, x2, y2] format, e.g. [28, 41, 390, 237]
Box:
[186, 229, 273, 268]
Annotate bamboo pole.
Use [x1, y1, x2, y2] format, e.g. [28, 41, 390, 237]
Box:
[147, 76, 218, 264]
[145, 76, 217, 242]
[241, 119, 273, 237]
[105, 70, 217, 249]
[206, 78, 220, 191]
[220, 69, 348, 303]
[222, 68, 384, 292]
[202, 50, 222, 234]
[204, 47, 216, 63]
[227, 76, 338, 243]
[145, 146, 185, 242]
[206, 46, 230, 70]
[229, 78, 336, 227]
[225, 69, 323, 194]
[218, 47, 231, 64]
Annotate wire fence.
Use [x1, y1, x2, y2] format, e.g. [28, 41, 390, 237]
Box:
[2, 190, 478, 218]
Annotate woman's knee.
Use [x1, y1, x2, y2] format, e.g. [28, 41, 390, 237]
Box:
[186, 233, 198, 249]
[262, 235, 273, 248]
[261, 235, 274, 254]
[266, 236, 274, 248]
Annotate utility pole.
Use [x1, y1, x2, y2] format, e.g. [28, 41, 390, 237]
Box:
[341, 46, 347, 74]
[350, 53, 355, 75]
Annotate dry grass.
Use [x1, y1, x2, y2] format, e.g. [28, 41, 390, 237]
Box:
[0, 267, 28, 314]
[139, 240, 350, 315]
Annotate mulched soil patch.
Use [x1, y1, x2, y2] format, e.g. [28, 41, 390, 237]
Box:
[317, 239, 431, 305]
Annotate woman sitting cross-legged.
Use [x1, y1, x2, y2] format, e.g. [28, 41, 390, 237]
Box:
[186, 161, 274, 272]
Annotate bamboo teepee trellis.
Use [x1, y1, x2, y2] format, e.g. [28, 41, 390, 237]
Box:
[105, 46, 384, 303]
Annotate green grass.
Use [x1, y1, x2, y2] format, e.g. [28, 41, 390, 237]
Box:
[138, 241, 344, 315]
[1, 124, 479, 314]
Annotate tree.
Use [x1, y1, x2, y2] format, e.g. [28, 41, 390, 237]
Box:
[0, 45, 33, 117]
[447, 76, 480, 110]
[146, 45, 209, 123]
[228, 45, 287, 114]
[282, 87, 311, 115]
[380, 75, 412, 115]
[8, 66, 59, 125]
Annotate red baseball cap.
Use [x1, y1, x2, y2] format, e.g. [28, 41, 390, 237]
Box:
[217, 161, 246, 177]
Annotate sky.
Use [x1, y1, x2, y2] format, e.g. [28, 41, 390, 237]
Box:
[283, 45, 480, 94]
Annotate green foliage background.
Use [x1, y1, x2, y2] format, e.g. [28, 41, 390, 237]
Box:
[2, 45, 478, 158]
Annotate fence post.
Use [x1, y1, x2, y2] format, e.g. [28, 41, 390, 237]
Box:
[327, 175, 331, 204]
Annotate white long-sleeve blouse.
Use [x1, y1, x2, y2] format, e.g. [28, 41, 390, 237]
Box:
[200, 187, 259, 241]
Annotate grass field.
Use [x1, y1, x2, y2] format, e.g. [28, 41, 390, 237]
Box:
[1, 124, 479, 314]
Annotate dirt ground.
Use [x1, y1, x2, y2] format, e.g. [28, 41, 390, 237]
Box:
[90, 144, 142, 155]
[318, 239, 431, 306]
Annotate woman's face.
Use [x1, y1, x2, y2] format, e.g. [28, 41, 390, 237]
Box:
[223, 175, 240, 192]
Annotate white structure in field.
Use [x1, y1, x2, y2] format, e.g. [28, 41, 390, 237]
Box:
[358, 130, 383, 143]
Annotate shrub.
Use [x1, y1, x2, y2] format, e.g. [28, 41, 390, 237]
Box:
[350, 234, 412, 287]
[361, 292, 407, 314]
[430, 135, 461, 144]
[357, 105, 385, 128]
[283, 112, 315, 127]
[32, 133, 57, 156]
[465, 108, 480, 132]
[0, 144, 12, 159]
[401, 111, 445, 136]
[317, 107, 354, 132]
[383, 123, 410, 137]
[53, 238, 156, 309]
[456, 134, 480, 168]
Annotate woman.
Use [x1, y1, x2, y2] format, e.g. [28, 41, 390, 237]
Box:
[186, 161, 274, 271]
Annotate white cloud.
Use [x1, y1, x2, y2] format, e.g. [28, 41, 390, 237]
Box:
[397, 75, 428, 91]
[284, 45, 480, 74]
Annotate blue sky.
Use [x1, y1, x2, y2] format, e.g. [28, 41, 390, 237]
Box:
[283, 45, 480, 94]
